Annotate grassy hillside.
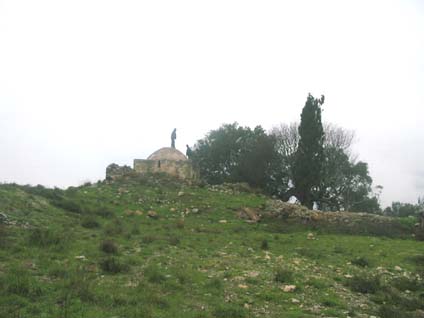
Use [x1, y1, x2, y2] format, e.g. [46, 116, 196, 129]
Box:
[0, 175, 423, 318]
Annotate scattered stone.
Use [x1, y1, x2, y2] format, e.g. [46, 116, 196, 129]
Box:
[344, 274, 353, 278]
[281, 285, 296, 292]
[291, 298, 300, 304]
[245, 271, 260, 278]
[75, 255, 87, 261]
[0, 212, 9, 224]
[219, 220, 227, 224]
[192, 208, 199, 213]
[178, 191, 185, 197]
[147, 211, 158, 219]
[170, 208, 176, 212]
[264, 252, 271, 260]
[238, 284, 248, 289]
[237, 207, 261, 223]
[307, 233, 315, 240]
[394, 266, 402, 271]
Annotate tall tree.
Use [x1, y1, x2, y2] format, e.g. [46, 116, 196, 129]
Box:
[292, 94, 325, 209]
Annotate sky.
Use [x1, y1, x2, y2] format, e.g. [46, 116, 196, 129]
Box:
[0, 0, 423, 208]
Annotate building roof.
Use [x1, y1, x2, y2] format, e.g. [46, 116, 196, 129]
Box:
[147, 147, 188, 161]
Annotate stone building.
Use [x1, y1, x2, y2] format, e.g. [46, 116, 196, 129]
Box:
[106, 147, 197, 181]
[134, 147, 197, 181]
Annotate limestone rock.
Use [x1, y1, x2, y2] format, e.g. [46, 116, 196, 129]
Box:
[148, 211, 158, 219]
[237, 207, 261, 223]
[281, 285, 296, 292]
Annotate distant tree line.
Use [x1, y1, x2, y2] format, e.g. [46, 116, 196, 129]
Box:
[190, 94, 382, 213]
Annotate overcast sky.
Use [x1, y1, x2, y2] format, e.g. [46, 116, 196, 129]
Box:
[0, 0, 423, 207]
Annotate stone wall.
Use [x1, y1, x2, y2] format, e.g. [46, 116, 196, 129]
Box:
[106, 163, 134, 180]
[133, 159, 198, 181]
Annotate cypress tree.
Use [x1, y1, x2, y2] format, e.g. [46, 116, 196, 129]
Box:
[293, 94, 325, 209]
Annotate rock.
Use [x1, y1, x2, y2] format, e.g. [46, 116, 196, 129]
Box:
[394, 266, 402, 271]
[134, 210, 143, 216]
[237, 207, 261, 223]
[75, 255, 87, 261]
[307, 233, 315, 240]
[245, 271, 260, 278]
[291, 298, 300, 303]
[192, 208, 199, 213]
[238, 284, 248, 289]
[148, 211, 158, 219]
[170, 208, 176, 212]
[178, 191, 185, 197]
[281, 285, 296, 292]
[0, 212, 9, 224]
[219, 220, 227, 224]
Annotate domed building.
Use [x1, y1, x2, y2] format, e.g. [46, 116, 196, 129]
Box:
[106, 129, 197, 182]
[133, 147, 197, 181]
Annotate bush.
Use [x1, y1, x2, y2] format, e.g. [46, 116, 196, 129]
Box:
[274, 268, 294, 284]
[28, 228, 64, 248]
[100, 240, 118, 254]
[63, 268, 96, 302]
[81, 216, 100, 229]
[168, 236, 180, 246]
[144, 265, 166, 284]
[99, 257, 129, 274]
[261, 239, 269, 250]
[351, 257, 371, 268]
[142, 235, 156, 244]
[346, 274, 381, 294]
[391, 276, 422, 292]
[0, 225, 8, 248]
[104, 219, 124, 236]
[378, 305, 406, 318]
[213, 304, 247, 318]
[95, 208, 114, 218]
[1, 268, 43, 298]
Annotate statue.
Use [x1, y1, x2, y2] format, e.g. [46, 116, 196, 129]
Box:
[186, 144, 193, 158]
[171, 128, 177, 148]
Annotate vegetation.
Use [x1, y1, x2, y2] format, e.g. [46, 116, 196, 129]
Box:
[0, 176, 423, 317]
[292, 94, 325, 209]
[191, 94, 382, 212]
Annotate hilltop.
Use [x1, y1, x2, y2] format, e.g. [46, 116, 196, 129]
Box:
[0, 174, 423, 318]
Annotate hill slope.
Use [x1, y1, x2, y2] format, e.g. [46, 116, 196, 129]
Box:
[0, 175, 423, 318]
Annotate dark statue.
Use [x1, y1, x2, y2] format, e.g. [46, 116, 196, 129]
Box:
[171, 128, 177, 148]
[186, 144, 193, 158]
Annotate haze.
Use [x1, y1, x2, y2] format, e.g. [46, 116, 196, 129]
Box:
[0, 0, 423, 208]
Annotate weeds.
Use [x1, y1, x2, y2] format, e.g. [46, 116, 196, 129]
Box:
[99, 257, 129, 274]
[274, 268, 294, 284]
[346, 274, 381, 294]
[100, 240, 118, 254]
[351, 256, 371, 267]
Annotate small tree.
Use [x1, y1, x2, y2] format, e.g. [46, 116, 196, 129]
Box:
[292, 94, 325, 209]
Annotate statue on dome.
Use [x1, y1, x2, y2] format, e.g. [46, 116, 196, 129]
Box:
[171, 128, 177, 148]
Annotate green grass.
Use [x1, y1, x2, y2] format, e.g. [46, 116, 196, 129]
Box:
[0, 175, 423, 317]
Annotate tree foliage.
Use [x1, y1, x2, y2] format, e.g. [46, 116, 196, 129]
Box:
[190, 123, 277, 189]
[292, 94, 325, 209]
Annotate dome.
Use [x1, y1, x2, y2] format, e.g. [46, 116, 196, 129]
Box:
[147, 147, 187, 161]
